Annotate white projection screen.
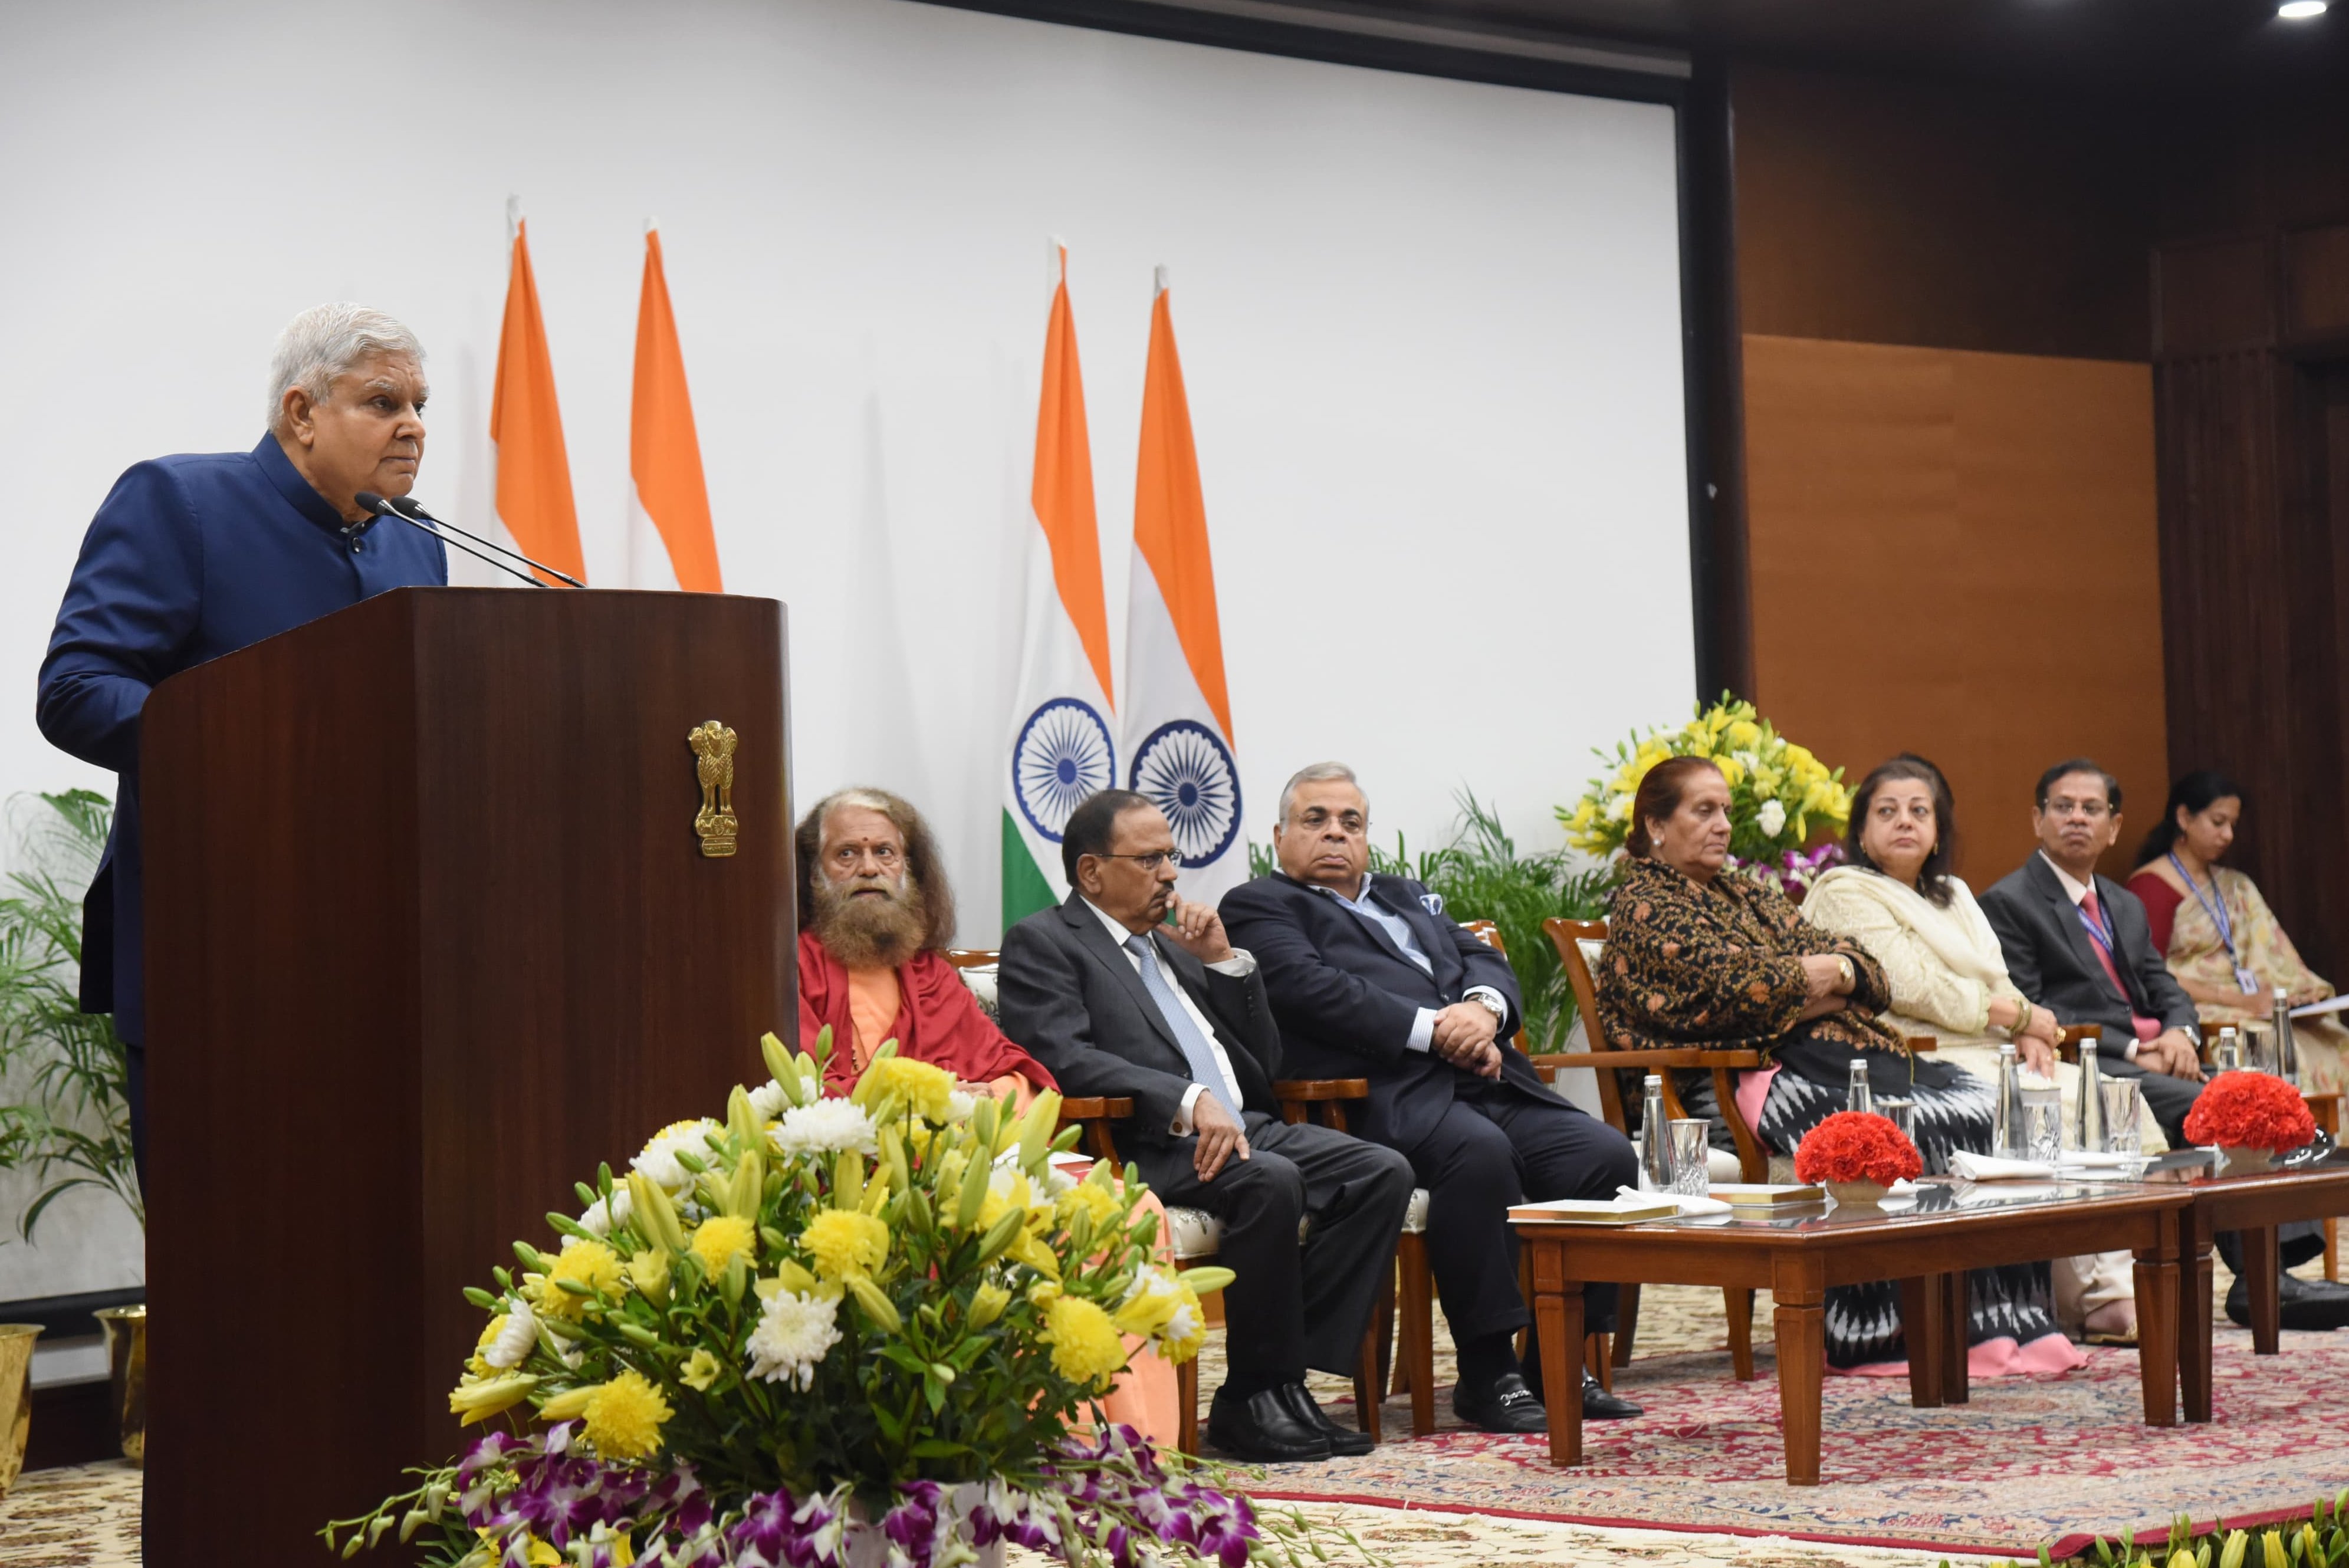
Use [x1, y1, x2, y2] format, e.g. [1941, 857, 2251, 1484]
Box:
[0, 0, 1696, 952]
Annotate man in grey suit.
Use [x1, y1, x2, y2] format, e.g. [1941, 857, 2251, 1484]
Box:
[998, 790, 1415, 1464]
[1982, 758, 2349, 1330]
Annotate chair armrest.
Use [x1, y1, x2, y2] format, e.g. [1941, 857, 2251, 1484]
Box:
[1057, 1096, 1135, 1122]
[1529, 1048, 1766, 1071]
[1270, 1079, 1370, 1101]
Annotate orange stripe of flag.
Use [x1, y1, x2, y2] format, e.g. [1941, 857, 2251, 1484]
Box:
[489, 218, 586, 585]
[1034, 251, 1115, 707]
[631, 229, 722, 593]
[1132, 285, 1233, 739]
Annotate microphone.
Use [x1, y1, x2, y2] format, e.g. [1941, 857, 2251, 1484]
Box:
[382, 494, 587, 589]
[352, 493, 549, 588]
[354, 493, 587, 589]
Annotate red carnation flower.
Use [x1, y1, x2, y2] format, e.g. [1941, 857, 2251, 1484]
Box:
[1793, 1110, 1924, 1185]
[2183, 1071, 2316, 1153]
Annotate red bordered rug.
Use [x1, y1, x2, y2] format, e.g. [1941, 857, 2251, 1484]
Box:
[1261, 1326, 2349, 1558]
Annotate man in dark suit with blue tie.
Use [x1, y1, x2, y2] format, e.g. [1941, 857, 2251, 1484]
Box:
[1219, 762, 1641, 1432]
[37, 304, 448, 1179]
[998, 790, 1415, 1464]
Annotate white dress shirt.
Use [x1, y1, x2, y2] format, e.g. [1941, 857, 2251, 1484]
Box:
[2038, 850, 2141, 1060]
[1307, 875, 1507, 1051]
[1082, 898, 1253, 1133]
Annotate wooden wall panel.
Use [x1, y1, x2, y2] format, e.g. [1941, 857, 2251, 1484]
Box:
[1730, 64, 2155, 362]
[1744, 334, 2165, 886]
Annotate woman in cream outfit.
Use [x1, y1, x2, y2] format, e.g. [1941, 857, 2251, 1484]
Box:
[1804, 755, 2153, 1342]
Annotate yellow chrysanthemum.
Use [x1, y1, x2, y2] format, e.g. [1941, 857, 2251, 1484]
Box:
[689, 1214, 755, 1275]
[1056, 1181, 1121, 1231]
[802, 1209, 889, 1281]
[860, 1055, 955, 1120]
[679, 1349, 721, 1393]
[537, 1237, 626, 1320]
[1726, 718, 1760, 748]
[1042, 1294, 1126, 1390]
[582, 1368, 673, 1459]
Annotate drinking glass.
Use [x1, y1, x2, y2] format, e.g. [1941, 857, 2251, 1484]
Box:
[1876, 1097, 1917, 1142]
[2243, 1023, 2276, 1076]
[2100, 1078, 2144, 1156]
[2019, 1086, 2063, 1164]
[1668, 1120, 1711, 1198]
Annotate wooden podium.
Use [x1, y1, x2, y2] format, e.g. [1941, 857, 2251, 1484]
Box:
[138, 588, 795, 1564]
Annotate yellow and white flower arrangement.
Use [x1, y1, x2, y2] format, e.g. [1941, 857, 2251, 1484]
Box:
[1559, 692, 1853, 869]
[327, 1027, 1373, 1568]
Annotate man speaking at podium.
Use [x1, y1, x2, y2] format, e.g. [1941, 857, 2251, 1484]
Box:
[35, 303, 448, 1180]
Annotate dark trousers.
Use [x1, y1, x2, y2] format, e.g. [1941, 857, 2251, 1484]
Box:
[2107, 1055, 2322, 1270]
[1400, 1076, 1638, 1342]
[1147, 1111, 1415, 1389]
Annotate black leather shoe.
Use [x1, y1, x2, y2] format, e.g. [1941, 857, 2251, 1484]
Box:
[2226, 1271, 2349, 1332]
[1582, 1371, 1642, 1421]
[1207, 1385, 1333, 1462]
[1277, 1383, 1376, 1455]
[1454, 1371, 1548, 1434]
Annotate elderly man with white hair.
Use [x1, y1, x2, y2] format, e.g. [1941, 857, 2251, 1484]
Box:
[37, 303, 447, 1178]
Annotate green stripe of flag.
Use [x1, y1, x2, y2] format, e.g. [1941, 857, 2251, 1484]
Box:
[1001, 808, 1057, 930]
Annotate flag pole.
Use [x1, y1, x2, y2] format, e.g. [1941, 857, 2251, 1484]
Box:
[1154, 264, 1168, 298]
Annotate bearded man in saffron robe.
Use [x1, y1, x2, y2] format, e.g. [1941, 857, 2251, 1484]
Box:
[795, 787, 1055, 1104]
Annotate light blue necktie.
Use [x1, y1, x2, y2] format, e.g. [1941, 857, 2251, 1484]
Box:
[1125, 933, 1239, 1119]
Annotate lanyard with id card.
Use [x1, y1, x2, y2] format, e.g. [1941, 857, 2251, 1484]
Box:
[2169, 852, 2259, 995]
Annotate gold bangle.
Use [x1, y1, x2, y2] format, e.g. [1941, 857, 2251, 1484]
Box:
[2014, 1000, 2032, 1037]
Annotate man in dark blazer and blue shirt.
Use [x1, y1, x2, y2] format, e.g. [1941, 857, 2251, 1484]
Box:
[1982, 758, 2349, 1330]
[1220, 762, 1642, 1432]
[998, 790, 1415, 1464]
[37, 304, 448, 1178]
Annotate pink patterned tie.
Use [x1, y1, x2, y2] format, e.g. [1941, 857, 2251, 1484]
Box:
[2081, 889, 2161, 1043]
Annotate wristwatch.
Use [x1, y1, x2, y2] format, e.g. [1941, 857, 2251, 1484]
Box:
[1471, 992, 1508, 1027]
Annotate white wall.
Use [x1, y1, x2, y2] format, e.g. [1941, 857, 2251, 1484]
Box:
[1, 0, 1690, 987]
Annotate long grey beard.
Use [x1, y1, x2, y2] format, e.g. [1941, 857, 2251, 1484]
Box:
[811, 873, 928, 969]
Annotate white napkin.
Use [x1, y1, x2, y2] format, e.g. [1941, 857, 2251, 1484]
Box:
[1948, 1150, 2059, 1182]
[1615, 1185, 1731, 1217]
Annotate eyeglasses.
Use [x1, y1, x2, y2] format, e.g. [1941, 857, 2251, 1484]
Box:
[1096, 850, 1183, 872]
[1293, 809, 1368, 834]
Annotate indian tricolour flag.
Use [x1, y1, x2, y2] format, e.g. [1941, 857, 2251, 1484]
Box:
[1003, 242, 1116, 927]
[1122, 269, 1244, 904]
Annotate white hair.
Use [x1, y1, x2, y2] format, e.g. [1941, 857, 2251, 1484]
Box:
[1277, 761, 1366, 824]
[264, 303, 424, 430]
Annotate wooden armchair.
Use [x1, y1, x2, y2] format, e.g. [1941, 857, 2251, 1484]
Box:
[946, 946, 1382, 1453]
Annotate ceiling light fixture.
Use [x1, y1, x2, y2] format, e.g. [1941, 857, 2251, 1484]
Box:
[2279, 0, 2327, 18]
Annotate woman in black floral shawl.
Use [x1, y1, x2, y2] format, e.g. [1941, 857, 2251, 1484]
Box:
[1596, 757, 2067, 1370]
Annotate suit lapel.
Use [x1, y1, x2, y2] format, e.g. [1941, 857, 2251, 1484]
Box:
[1059, 897, 1182, 1052]
[1377, 882, 1458, 985]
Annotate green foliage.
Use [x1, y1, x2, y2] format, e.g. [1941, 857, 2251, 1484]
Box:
[1248, 791, 1614, 1049]
[0, 790, 138, 1239]
[1943, 1489, 2349, 1567]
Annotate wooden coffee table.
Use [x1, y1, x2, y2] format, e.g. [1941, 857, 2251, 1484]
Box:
[2153, 1158, 2349, 1423]
[1516, 1181, 2194, 1485]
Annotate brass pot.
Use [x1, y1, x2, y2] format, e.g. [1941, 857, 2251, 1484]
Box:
[0, 1323, 41, 1495]
[95, 1306, 146, 1467]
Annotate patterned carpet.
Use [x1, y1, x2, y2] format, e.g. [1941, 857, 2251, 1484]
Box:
[1256, 1271, 2349, 1560]
[9, 1275, 2341, 1567]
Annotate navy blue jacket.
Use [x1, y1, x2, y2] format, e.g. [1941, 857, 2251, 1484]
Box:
[1218, 870, 1556, 1153]
[36, 434, 446, 1044]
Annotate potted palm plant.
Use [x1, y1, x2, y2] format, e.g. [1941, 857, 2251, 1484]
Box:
[0, 789, 143, 1470]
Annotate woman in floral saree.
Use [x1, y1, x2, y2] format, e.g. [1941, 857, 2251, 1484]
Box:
[2127, 770, 2348, 1096]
